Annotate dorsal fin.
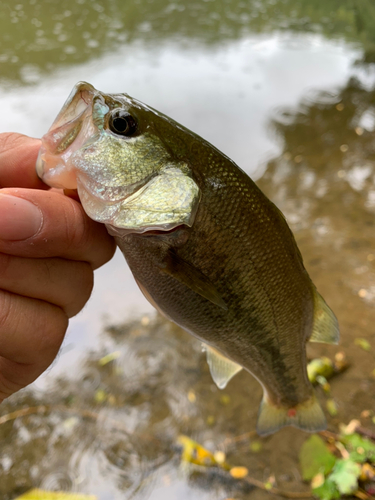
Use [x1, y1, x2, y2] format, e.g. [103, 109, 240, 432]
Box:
[309, 290, 340, 344]
[202, 344, 242, 389]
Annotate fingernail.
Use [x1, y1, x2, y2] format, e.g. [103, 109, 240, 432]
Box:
[0, 193, 43, 240]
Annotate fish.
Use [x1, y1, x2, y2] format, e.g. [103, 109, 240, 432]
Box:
[36, 82, 340, 435]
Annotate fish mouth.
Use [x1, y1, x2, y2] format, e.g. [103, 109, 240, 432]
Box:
[36, 81, 98, 189]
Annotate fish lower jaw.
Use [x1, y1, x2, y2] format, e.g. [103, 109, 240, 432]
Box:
[36, 150, 78, 189]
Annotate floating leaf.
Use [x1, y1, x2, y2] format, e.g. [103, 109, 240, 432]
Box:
[229, 466, 248, 479]
[250, 440, 262, 452]
[312, 477, 340, 500]
[340, 433, 375, 463]
[187, 390, 196, 403]
[220, 394, 231, 405]
[213, 451, 226, 464]
[15, 490, 96, 500]
[299, 435, 337, 481]
[329, 458, 361, 495]
[177, 435, 230, 469]
[354, 338, 371, 351]
[94, 388, 107, 403]
[98, 351, 121, 366]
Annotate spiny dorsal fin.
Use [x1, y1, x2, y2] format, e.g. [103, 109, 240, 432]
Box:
[202, 344, 242, 389]
[309, 290, 340, 345]
[257, 392, 327, 436]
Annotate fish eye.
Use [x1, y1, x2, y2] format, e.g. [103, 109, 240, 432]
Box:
[108, 109, 137, 136]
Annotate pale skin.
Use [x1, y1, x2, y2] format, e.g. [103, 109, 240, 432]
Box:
[0, 133, 116, 403]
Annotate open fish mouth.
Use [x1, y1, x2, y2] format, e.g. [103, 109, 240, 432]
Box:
[36, 82, 201, 234]
[36, 81, 97, 189]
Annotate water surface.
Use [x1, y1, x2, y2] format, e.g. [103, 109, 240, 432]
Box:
[0, 1, 374, 499]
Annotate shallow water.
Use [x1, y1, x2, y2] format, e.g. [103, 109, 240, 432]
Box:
[0, 1, 374, 499]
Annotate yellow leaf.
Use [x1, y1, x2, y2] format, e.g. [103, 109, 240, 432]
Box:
[98, 351, 121, 366]
[177, 435, 216, 467]
[214, 451, 226, 464]
[354, 338, 371, 351]
[229, 466, 248, 479]
[14, 489, 96, 500]
[187, 390, 196, 403]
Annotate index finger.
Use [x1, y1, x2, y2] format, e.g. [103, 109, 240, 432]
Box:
[0, 188, 116, 270]
[0, 132, 47, 189]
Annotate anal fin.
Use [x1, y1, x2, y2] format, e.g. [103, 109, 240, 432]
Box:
[309, 290, 340, 344]
[256, 393, 327, 436]
[203, 344, 242, 389]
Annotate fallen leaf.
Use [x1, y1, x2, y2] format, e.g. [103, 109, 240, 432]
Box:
[340, 432, 375, 463]
[299, 435, 337, 481]
[98, 351, 121, 366]
[354, 338, 371, 351]
[250, 440, 262, 452]
[329, 458, 361, 495]
[15, 490, 96, 500]
[312, 477, 340, 500]
[229, 466, 248, 479]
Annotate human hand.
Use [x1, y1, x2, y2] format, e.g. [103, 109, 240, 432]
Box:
[0, 133, 116, 403]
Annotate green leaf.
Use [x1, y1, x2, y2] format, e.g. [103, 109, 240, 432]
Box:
[340, 432, 375, 463]
[312, 477, 340, 500]
[354, 338, 371, 351]
[15, 489, 96, 500]
[299, 435, 337, 481]
[329, 458, 361, 495]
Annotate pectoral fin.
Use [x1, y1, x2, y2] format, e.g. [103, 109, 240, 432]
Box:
[202, 344, 242, 389]
[160, 251, 228, 310]
[309, 290, 340, 344]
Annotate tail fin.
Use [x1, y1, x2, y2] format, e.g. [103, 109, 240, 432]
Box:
[256, 393, 327, 436]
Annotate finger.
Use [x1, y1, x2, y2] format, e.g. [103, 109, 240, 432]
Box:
[0, 189, 116, 269]
[0, 133, 47, 189]
[0, 290, 68, 401]
[0, 253, 93, 318]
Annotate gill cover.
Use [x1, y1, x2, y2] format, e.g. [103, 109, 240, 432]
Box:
[36, 81, 200, 234]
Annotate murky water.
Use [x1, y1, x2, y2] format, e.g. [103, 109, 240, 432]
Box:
[0, 1, 374, 499]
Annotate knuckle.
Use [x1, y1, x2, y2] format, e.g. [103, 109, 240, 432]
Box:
[64, 262, 94, 317]
[0, 253, 12, 279]
[36, 306, 68, 360]
[0, 291, 15, 331]
[61, 197, 91, 253]
[0, 132, 25, 156]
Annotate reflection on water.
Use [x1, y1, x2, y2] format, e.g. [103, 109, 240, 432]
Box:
[0, 316, 259, 500]
[258, 75, 375, 438]
[1, 0, 375, 498]
[1, 0, 375, 86]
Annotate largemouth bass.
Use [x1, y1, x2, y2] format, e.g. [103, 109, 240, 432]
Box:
[36, 82, 339, 435]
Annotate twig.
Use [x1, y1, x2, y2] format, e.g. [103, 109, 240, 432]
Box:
[356, 426, 375, 441]
[220, 430, 258, 451]
[241, 475, 312, 499]
[356, 488, 375, 500]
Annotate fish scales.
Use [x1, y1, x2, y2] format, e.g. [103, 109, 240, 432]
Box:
[120, 149, 313, 406]
[36, 82, 339, 435]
